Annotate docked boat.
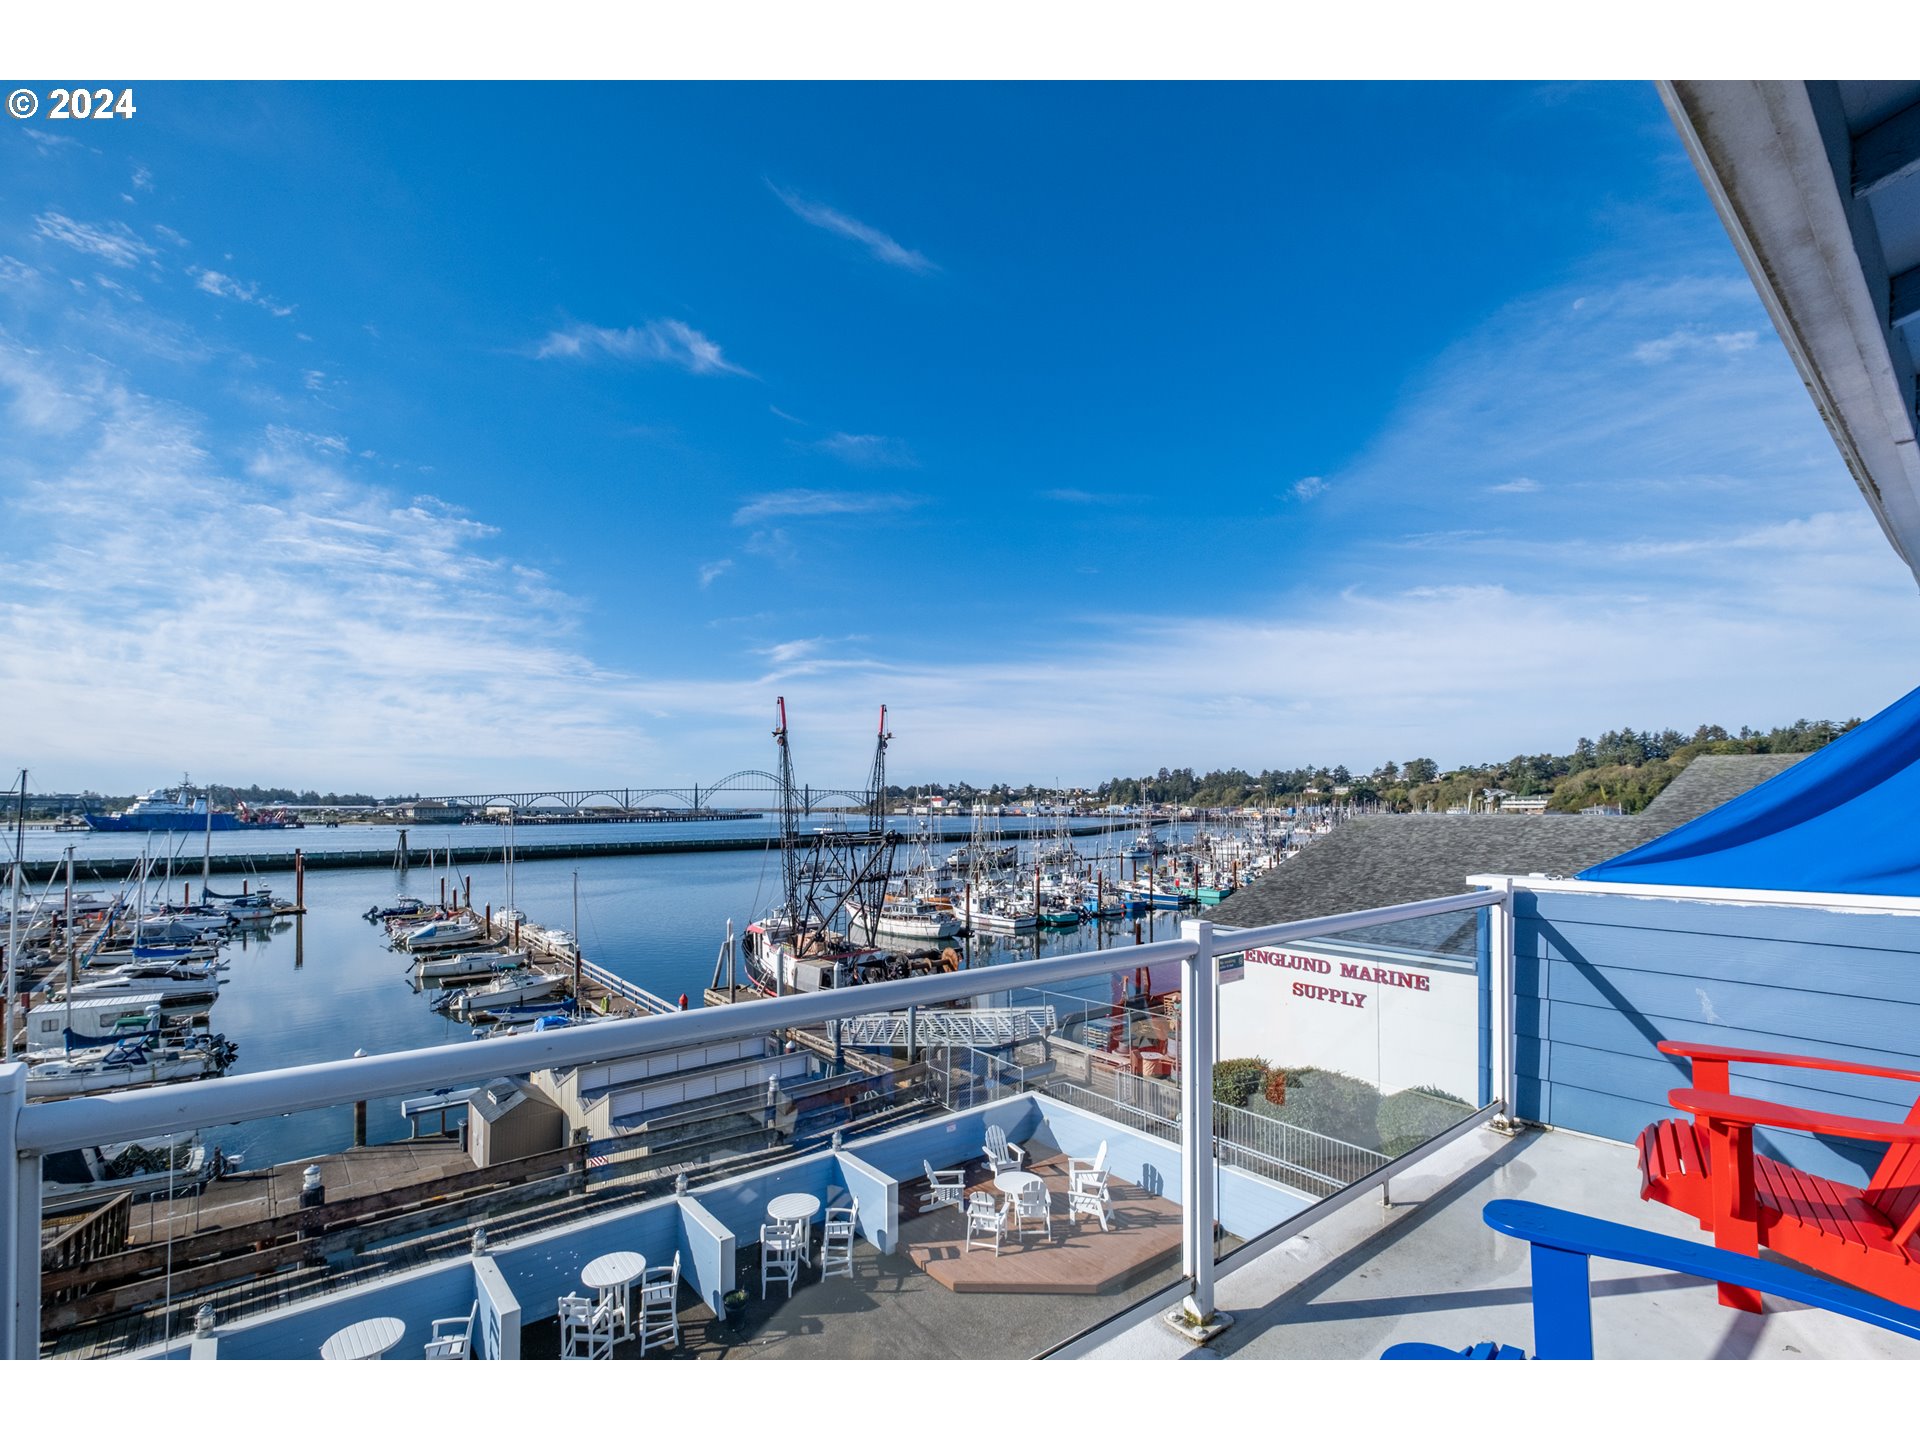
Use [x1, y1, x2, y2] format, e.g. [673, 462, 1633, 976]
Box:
[397, 916, 486, 951]
[365, 897, 432, 922]
[84, 778, 289, 832]
[42, 1134, 224, 1216]
[439, 968, 564, 1020]
[25, 1032, 239, 1099]
[416, 948, 531, 982]
[845, 897, 961, 942]
[63, 964, 223, 1005]
[958, 886, 1040, 933]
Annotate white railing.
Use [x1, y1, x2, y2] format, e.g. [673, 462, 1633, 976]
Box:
[0, 886, 1509, 1359]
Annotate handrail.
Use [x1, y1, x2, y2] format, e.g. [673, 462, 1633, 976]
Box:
[1213, 888, 1498, 954]
[14, 937, 1198, 1154]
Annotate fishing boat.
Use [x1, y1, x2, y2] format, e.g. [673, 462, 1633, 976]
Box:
[364, 897, 431, 922]
[415, 948, 530, 982]
[959, 884, 1040, 932]
[844, 897, 961, 942]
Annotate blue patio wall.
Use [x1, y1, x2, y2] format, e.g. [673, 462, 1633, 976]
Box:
[843, 1094, 1039, 1179]
[1511, 889, 1920, 1184]
[491, 1194, 684, 1323]
[156, 1255, 476, 1360]
[677, 1196, 735, 1316]
[834, 1149, 898, 1254]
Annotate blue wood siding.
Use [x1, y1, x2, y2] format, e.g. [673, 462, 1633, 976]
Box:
[1514, 890, 1920, 1184]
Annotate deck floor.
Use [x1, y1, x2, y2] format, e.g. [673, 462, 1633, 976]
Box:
[905, 1157, 1182, 1294]
[121, 1137, 477, 1245]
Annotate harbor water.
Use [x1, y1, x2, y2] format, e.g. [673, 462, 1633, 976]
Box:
[10, 817, 1208, 1171]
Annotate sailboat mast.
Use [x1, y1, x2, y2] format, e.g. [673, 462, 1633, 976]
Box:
[202, 782, 213, 901]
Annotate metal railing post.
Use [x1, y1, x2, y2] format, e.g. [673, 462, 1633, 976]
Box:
[0, 1062, 32, 1359]
[1490, 878, 1519, 1128]
[1177, 919, 1223, 1335]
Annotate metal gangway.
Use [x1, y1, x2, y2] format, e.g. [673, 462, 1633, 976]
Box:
[835, 1004, 1056, 1050]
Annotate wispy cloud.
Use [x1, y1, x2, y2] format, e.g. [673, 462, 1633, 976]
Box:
[534, 319, 751, 377]
[769, 183, 938, 274]
[22, 128, 92, 157]
[34, 212, 155, 269]
[190, 267, 294, 318]
[153, 224, 189, 248]
[808, 432, 918, 468]
[698, 558, 733, 588]
[731, 488, 920, 525]
[769, 405, 805, 424]
[1488, 476, 1540, 494]
[1291, 475, 1327, 501]
[1633, 327, 1757, 364]
[131, 164, 154, 193]
[1044, 487, 1141, 505]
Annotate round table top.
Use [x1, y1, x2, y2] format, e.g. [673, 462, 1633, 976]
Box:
[993, 1170, 1042, 1196]
[767, 1192, 823, 1223]
[320, 1315, 405, 1360]
[581, 1250, 647, 1288]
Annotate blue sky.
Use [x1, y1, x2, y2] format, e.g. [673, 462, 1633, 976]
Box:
[4, 81, 1917, 793]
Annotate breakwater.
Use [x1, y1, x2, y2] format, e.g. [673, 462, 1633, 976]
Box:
[17, 818, 1164, 884]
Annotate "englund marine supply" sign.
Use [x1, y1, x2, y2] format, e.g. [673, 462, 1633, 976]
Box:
[1217, 945, 1474, 1097]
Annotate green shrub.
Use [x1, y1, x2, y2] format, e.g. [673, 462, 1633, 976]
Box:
[1376, 1085, 1473, 1157]
[1249, 1067, 1384, 1150]
[1212, 1057, 1270, 1108]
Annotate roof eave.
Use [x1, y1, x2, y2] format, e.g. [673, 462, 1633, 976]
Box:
[1661, 80, 1920, 589]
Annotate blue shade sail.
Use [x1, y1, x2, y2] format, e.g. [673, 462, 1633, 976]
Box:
[1579, 688, 1920, 894]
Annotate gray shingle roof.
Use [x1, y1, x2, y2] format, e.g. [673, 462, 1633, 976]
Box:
[1208, 753, 1807, 941]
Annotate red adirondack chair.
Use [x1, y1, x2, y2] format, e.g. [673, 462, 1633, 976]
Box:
[1636, 1040, 1920, 1312]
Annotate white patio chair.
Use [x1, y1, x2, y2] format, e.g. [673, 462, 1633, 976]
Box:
[761, 1223, 802, 1300]
[558, 1292, 614, 1360]
[1012, 1175, 1055, 1240]
[1068, 1166, 1113, 1233]
[1067, 1140, 1108, 1188]
[965, 1190, 1011, 1255]
[922, 1159, 967, 1212]
[821, 1200, 859, 1279]
[983, 1123, 1027, 1177]
[638, 1250, 681, 1355]
[422, 1302, 475, 1359]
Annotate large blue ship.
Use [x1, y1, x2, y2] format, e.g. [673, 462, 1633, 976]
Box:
[84, 779, 284, 832]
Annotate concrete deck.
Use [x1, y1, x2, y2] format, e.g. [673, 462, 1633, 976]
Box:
[1079, 1126, 1920, 1361]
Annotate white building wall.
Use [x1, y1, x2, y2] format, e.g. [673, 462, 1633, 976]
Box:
[1215, 943, 1478, 1100]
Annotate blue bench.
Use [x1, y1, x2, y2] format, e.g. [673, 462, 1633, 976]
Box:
[1383, 1199, 1920, 1360]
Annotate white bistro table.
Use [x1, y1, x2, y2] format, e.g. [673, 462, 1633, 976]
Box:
[992, 1170, 1040, 1197]
[767, 1193, 823, 1256]
[320, 1316, 405, 1360]
[581, 1251, 647, 1341]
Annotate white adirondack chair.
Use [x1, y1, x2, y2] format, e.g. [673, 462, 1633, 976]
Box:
[423, 1303, 475, 1359]
[983, 1123, 1027, 1177]
[558, 1292, 614, 1360]
[965, 1190, 1011, 1255]
[1069, 1165, 1113, 1232]
[821, 1200, 859, 1279]
[638, 1250, 681, 1355]
[922, 1159, 967, 1212]
[1011, 1175, 1055, 1239]
[1067, 1140, 1109, 1188]
[761, 1223, 802, 1299]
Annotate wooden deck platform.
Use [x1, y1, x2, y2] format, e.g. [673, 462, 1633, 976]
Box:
[904, 1157, 1181, 1295]
[125, 1137, 478, 1245]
